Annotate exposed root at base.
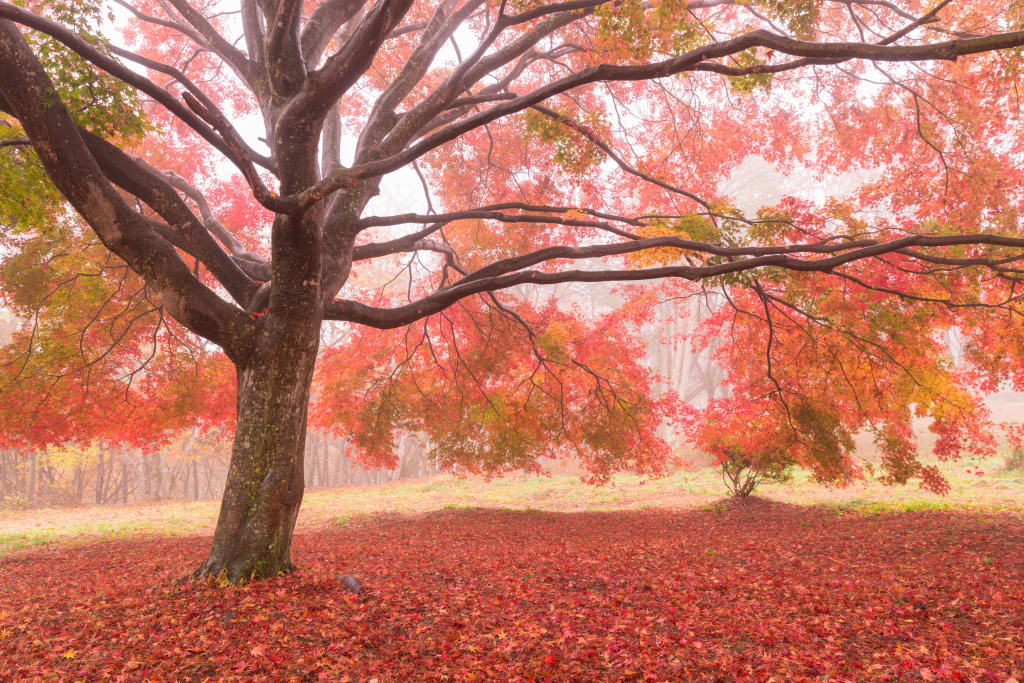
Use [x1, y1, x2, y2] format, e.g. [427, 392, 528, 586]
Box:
[184, 558, 297, 586]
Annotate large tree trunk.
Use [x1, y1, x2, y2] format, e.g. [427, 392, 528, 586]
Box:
[194, 83, 328, 581]
[193, 307, 321, 582]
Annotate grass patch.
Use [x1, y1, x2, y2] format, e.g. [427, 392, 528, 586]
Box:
[818, 498, 959, 517]
[0, 532, 52, 555]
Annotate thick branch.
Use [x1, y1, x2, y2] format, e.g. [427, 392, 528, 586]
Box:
[111, 0, 211, 48]
[180, 91, 289, 212]
[285, 0, 416, 130]
[241, 0, 267, 76]
[327, 232, 1024, 328]
[321, 104, 342, 177]
[161, 172, 265, 264]
[300, 0, 364, 66]
[0, 19, 252, 356]
[105, 43, 275, 171]
[266, 0, 305, 96]
[163, 0, 255, 89]
[355, 209, 641, 260]
[76, 130, 262, 305]
[299, 27, 1024, 207]
[0, 3, 283, 203]
[364, 4, 586, 167]
[355, 0, 481, 162]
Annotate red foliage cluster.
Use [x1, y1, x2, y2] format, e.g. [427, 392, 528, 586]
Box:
[312, 295, 678, 482]
[1, 505, 1021, 682]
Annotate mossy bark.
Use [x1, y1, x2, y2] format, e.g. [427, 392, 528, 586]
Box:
[193, 311, 321, 583]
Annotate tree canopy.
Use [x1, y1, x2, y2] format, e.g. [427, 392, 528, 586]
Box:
[2, 0, 1024, 580]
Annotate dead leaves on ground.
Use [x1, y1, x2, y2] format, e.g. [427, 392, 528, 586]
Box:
[1, 501, 1022, 682]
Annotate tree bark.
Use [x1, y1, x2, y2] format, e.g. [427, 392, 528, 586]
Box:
[193, 308, 321, 582]
[339, 439, 349, 486]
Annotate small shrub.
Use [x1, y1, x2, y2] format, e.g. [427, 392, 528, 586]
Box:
[0, 494, 31, 510]
[1003, 447, 1024, 472]
[719, 448, 793, 498]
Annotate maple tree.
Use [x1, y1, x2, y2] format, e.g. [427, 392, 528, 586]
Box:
[0, 239, 237, 504]
[3, 0, 1024, 582]
[687, 397, 797, 498]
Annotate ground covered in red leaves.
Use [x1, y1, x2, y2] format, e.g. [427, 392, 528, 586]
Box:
[1, 501, 1022, 682]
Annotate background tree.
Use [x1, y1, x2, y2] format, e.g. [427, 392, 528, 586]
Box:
[3, 0, 1024, 582]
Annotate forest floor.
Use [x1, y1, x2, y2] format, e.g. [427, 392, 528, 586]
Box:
[0, 501, 1021, 681]
[1, 454, 1023, 681]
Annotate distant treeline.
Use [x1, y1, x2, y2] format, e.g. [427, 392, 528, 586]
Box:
[0, 430, 438, 509]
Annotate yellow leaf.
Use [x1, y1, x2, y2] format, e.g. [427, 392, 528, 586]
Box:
[62, 650, 76, 659]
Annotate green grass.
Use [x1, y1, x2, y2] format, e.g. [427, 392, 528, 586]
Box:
[0, 532, 51, 555]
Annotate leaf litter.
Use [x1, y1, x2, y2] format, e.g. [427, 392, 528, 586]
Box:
[0, 501, 1021, 682]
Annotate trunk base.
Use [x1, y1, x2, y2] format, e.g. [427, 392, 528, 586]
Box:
[188, 552, 296, 585]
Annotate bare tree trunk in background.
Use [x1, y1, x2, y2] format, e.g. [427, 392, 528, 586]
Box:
[26, 450, 36, 505]
[94, 445, 105, 505]
[318, 435, 328, 487]
[73, 465, 84, 504]
[165, 461, 178, 500]
[107, 462, 123, 504]
[121, 456, 130, 504]
[203, 457, 218, 499]
[151, 451, 162, 501]
[0, 433, 449, 505]
[303, 435, 313, 487]
[323, 438, 331, 485]
[398, 434, 424, 479]
[339, 438, 349, 486]
[0, 450, 10, 497]
[140, 450, 152, 501]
